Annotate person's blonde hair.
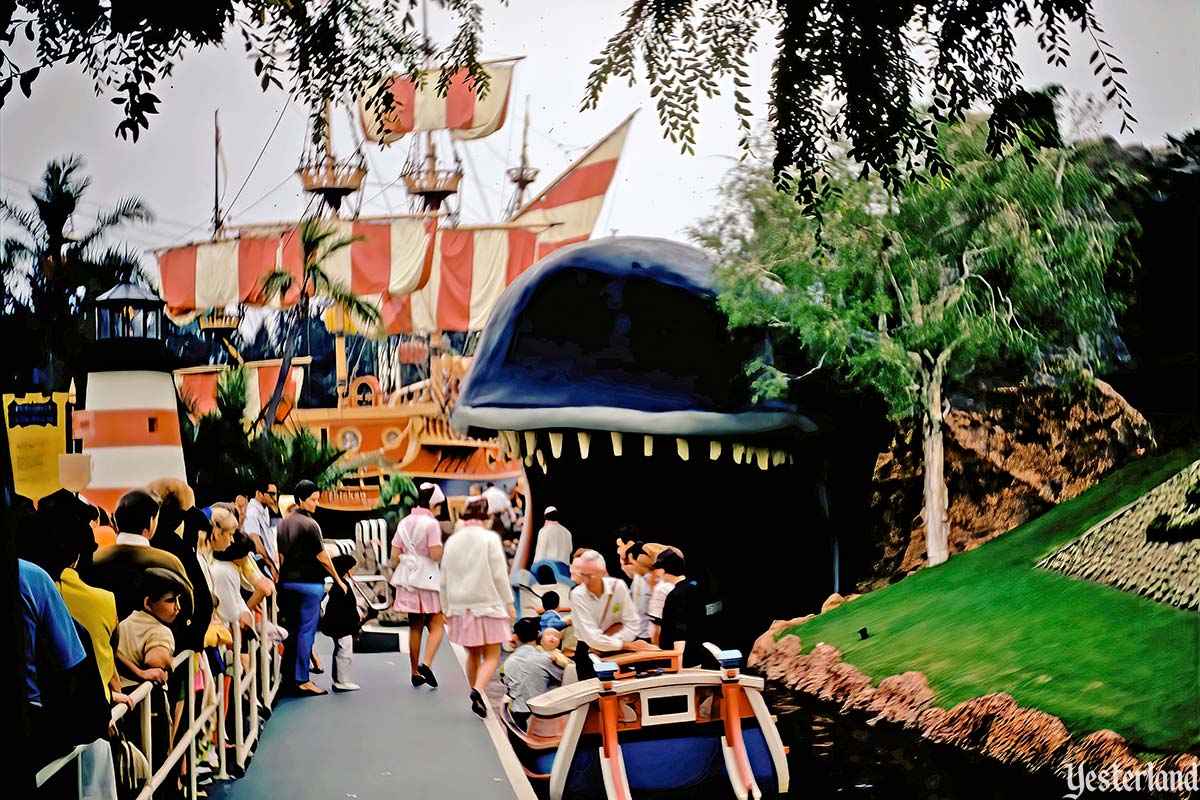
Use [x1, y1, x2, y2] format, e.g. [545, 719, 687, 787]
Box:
[202, 506, 238, 552]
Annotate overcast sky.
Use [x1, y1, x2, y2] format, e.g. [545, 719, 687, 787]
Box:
[1, 0, 1197, 262]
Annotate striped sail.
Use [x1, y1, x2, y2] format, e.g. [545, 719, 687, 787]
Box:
[360, 62, 516, 144]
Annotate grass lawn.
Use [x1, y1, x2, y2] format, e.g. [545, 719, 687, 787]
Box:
[787, 447, 1200, 755]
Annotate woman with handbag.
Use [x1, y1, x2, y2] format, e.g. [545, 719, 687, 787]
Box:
[390, 483, 446, 688]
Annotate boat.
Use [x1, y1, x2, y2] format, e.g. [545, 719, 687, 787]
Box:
[152, 36, 634, 511]
[501, 646, 790, 800]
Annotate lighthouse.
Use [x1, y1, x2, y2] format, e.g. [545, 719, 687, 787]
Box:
[72, 282, 187, 512]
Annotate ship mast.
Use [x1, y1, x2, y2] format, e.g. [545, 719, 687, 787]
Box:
[505, 96, 539, 218]
[401, 0, 463, 213]
[296, 101, 368, 216]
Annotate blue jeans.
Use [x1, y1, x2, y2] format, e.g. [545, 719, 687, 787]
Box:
[281, 582, 325, 684]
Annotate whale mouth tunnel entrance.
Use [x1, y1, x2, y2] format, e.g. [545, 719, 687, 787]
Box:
[505, 427, 840, 652]
[455, 237, 888, 650]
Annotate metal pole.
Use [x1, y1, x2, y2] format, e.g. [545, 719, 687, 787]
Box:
[187, 655, 197, 799]
[213, 110, 221, 237]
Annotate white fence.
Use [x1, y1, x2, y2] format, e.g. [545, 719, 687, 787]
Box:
[35, 594, 284, 799]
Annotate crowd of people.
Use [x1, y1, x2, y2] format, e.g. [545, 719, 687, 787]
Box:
[19, 470, 717, 793]
[17, 474, 364, 798]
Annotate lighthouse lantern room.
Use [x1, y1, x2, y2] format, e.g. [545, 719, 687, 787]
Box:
[73, 282, 188, 512]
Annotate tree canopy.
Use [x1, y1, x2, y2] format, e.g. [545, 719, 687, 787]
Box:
[2, 3, 1131, 211]
[587, 1, 1134, 210]
[696, 117, 1141, 563]
[0, 155, 152, 389]
[0, 1, 489, 143]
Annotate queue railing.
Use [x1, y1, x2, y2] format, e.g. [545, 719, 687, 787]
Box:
[34, 588, 284, 797]
[35, 649, 219, 800]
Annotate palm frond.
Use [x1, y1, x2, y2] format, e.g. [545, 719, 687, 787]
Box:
[259, 269, 296, 302]
[0, 197, 43, 240]
[77, 196, 154, 249]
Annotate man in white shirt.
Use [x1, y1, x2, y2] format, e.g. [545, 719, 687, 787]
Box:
[483, 482, 514, 533]
[568, 550, 653, 679]
[244, 480, 280, 579]
[533, 506, 573, 566]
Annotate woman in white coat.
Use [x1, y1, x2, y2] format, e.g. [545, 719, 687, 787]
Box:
[440, 497, 515, 717]
[390, 483, 446, 688]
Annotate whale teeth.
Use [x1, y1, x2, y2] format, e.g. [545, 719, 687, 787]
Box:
[644, 435, 654, 457]
[524, 430, 537, 454]
[787, 453, 794, 465]
[771, 449, 786, 467]
[676, 438, 689, 461]
[549, 432, 563, 459]
[709, 441, 722, 461]
[537, 449, 547, 473]
[756, 447, 769, 470]
[732, 443, 745, 464]
[577, 431, 591, 460]
[610, 431, 623, 457]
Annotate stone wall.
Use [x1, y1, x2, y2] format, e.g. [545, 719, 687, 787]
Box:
[749, 622, 1198, 799]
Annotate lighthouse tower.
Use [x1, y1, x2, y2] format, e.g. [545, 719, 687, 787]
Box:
[73, 282, 188, 512]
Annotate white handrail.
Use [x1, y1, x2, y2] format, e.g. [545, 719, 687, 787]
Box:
[34, 588, 285, 798]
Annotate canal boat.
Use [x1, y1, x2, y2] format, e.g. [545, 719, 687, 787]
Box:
[501, 646, 790, 800]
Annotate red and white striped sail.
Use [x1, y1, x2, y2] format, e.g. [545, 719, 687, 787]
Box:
[360, 62, 516, 144]
[377, 227, 539, 333]
[154, 113, 633, 335]
[507, 113, 633, 260]
[157, 219, 437, 318]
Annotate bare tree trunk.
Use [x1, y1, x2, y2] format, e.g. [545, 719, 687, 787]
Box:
[922, 370, 951, 566]
[262, 311, 300, 431]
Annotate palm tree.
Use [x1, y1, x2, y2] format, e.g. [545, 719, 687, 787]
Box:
[258, 217, 381, 429]
[0, 155, 152, 389]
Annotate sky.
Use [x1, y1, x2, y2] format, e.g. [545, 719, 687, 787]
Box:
[0, 0, 1197, 264]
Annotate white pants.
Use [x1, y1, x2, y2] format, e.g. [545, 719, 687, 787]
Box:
[332, 635, 353, 684]
[81, 739, 118, 800]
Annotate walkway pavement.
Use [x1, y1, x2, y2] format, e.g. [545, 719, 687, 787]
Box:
[209, 633, 522, 800]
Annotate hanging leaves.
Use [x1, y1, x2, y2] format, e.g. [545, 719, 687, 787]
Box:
[585, 1, 1133, 215]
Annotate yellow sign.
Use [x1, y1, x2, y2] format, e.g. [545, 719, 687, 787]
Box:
[3, 392, 69, 503]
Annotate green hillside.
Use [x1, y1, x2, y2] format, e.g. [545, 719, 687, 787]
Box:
[787, 448, 1200, 755]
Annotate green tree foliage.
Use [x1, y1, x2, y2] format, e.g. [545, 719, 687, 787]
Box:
[0, 1, 491, 144]
[182, 365, 348, 503]
[376, 473, 419, 530]
[258, 217, 382, 430]
[0, 155, 152, 389]
[585, 1, 1134, 211]
[696, 119, 1141, 564]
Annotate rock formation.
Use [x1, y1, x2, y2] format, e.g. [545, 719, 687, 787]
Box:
[750, 629, 1197, 791]
[864, 379, 1155, 589]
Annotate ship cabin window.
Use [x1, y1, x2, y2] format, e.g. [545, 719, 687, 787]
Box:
[147, 417, 158, 433]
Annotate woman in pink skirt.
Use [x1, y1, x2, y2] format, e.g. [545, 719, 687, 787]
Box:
[439, 497, 515, 717]
[390, 483, 446, 688]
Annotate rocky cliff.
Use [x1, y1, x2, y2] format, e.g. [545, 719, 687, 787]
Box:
[864, 378, 1155, 590]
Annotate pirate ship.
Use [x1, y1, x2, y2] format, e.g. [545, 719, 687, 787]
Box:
[154, 55, 634, 511]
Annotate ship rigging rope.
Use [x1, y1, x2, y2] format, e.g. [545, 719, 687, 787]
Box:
[461, 144, 494, 220]
[226, 96, 292, 220]
[229, 173, 296, 220]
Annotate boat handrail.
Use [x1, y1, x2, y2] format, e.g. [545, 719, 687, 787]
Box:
[528, 669, 765, 716]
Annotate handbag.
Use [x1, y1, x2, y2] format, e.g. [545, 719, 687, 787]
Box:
[110, 727, 150, 800]
[390, 518, 440, 591]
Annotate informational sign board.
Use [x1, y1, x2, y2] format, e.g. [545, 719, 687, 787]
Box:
[3, 392, 68, 502]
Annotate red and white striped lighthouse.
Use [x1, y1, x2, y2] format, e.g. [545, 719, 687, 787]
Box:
[73, 283, 187, 512]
